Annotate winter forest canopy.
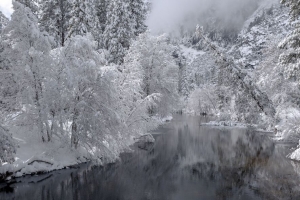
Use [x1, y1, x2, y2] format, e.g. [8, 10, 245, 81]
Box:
[1, 0, 300, 179]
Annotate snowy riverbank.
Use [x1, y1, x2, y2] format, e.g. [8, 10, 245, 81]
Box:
[0, 116, 172, 182]
[1, 125, 104, 181]
[201, 121, 249, 128]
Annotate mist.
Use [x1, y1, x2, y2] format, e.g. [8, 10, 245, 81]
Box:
[147, 0, 273, 36]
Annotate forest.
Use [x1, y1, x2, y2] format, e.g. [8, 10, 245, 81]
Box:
[1, 0, 300, 185]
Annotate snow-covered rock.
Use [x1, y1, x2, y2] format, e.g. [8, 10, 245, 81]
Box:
[134, 134, 155, 151]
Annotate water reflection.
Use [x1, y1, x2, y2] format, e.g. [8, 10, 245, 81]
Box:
[1, 115, 300, 200]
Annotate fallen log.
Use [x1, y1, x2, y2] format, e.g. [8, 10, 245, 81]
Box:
[28, 160, 53, 166]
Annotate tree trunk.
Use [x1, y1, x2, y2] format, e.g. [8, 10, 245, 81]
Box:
[31, 58, 46, 142]
[71, 96, 80, 148]
[71, 110, 79, 149]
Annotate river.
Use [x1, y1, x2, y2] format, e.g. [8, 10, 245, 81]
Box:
[1, 115, 300, 200]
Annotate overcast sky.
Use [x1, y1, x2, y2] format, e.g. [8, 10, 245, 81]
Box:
[0, 0, 13, 18]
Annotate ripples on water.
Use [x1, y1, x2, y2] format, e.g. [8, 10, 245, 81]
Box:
[1, 115, 300, 200]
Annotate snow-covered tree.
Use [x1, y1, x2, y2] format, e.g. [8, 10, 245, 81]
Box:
[57, 34, 125, 153]
[67, 0, 100, 39]
[94, 0, 107, 48]
[39, 0, 71, 46]
[127, 33, 179, 116]
[129, 0, 147, 36]
[104, 0, 133, 64]
[2, 2, 53, 142]
[95, 0, 107, 31]
[0, 15, 18, 114]
[111, 47, 161, 136]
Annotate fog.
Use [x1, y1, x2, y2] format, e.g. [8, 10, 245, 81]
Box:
[147, 0, 275, 36]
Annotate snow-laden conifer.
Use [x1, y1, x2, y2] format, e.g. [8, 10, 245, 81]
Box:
[39, 0, 71, 46]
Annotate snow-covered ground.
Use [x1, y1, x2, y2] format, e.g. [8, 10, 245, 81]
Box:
[1, 126, 93, 179]
[0, 116, 173, 181]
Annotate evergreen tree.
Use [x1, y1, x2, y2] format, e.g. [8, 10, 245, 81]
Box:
[68, 0, 100, 39]
[95, 0, 107, 32]
[129, 0, 147, 36]
[94, 0, 107, 48]
[39, 0, 71, 46]
[104, 0, 133, 64]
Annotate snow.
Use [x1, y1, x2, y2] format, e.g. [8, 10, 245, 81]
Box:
[161, 115, 173, 122]
[201, 121, 248, 128]
[0, 125, 92, 178]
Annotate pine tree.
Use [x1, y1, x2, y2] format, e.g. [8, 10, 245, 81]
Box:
[129, 0, 147, 36]
[279, 0, 300, 84]
[94, 0, 107, 48]
[67, 0, 100, 39]
[95, 0, 107, 31]
[39, 0, 71, 46]
[104, 0, 133, 64]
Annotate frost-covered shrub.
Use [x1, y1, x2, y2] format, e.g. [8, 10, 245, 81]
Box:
[0, 126, 16, 164]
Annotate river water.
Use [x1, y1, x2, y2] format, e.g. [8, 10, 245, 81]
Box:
[1, 115, 300, 200]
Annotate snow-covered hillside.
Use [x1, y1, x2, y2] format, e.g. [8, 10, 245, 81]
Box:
[230, 1, 290, 68]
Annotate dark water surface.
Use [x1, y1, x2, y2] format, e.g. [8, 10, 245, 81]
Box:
[1, 115, 300, 200]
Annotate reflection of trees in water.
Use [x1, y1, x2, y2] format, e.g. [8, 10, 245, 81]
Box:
[178, 127, 274, 199]
[180, 126, 300, 200]
[249, 149, 300, 200]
